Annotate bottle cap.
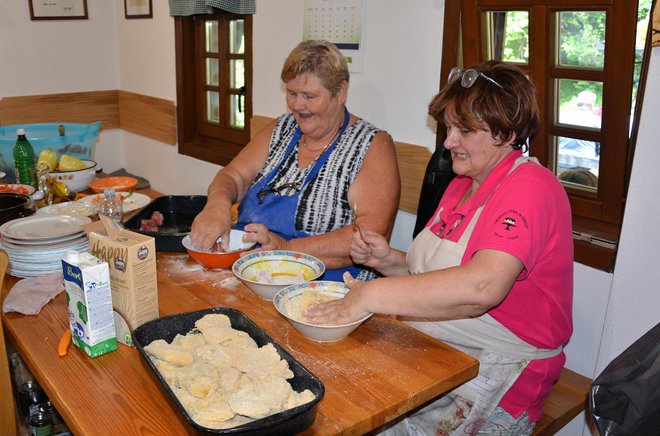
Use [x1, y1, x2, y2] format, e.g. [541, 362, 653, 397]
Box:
[17, 128, 25, 135]
[104, 188, 115, 197]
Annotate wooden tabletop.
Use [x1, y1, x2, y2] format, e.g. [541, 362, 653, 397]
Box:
[1, 193, 479, 435]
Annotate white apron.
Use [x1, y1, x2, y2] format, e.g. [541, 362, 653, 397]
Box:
[382, 156, 562, 436]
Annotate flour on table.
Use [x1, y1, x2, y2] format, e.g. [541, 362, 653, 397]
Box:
[158, 255, 236, 285]
[213, 276, 241, 289]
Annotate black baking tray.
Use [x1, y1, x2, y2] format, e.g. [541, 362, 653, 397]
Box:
[123, 195, 207, 252]
[132, 307, 325, 435]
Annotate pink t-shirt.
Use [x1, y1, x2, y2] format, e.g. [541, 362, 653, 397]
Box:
[428, 151, 573, 421]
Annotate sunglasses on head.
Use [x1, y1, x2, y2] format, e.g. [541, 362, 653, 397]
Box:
[448, 67, 504, 89]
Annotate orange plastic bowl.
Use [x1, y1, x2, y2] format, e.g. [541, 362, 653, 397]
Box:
[89, 176, 138, 194]
[181, 230, 256, 269]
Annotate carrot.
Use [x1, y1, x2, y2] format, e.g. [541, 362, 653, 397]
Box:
[58, 329, 72, 357]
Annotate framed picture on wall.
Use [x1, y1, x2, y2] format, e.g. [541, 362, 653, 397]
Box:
[29, 0, 88, 20]
[124, 0, 152, 19]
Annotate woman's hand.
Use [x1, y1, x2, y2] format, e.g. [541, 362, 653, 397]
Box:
[190, 204, 233, 251]
[242, 223, 291, 253]
[304, 272, 371, 325]
[351, 229, 392, 270]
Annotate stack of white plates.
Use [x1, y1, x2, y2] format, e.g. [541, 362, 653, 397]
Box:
[0, 215, 91, 278]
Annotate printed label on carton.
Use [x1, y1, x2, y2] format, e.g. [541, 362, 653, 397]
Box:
[62, 252, 117, 358]
[84, 220, 159, 347]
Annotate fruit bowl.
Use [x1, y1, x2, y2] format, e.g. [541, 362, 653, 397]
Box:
[49, 159, 99, 192]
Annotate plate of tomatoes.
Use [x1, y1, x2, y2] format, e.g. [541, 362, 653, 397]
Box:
[0, 184, 36, 196]
[78, 191, 151, 212]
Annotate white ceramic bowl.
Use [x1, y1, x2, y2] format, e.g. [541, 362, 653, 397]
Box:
[273, 281, 372, 342]
[231, 250, 325, 300]
[182, 230, 256, 269]
[50, 159, 98, 192]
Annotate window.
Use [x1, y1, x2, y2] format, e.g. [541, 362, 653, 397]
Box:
[442, 0, 653, 271]
[174, 11, 253, 166]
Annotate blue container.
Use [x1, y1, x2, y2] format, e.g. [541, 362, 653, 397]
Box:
[0, 122, 100, 181]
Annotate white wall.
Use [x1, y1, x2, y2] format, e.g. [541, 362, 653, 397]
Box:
[597, 49, 660, 369]
[2, 1, 660, 434]
[0, 0, 124, 173]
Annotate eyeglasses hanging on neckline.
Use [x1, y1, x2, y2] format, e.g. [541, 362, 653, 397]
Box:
[448, 67, 504, 89]
[256, 182, 300, 205]
[433, 214, 465, 239]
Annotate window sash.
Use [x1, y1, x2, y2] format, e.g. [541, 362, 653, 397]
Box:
[445, 0, 641, 271]
[175, 12, 252, 167]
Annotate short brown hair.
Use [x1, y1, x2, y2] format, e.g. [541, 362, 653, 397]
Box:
[429, 61, 539, 149]
[558, 168, 598, 187]
[281, 40, 349, 97]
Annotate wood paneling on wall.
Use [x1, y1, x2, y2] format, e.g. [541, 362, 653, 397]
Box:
[0, 90, 119, 128]
[395, 141, 431, 215]
[118, 91, 176, 145]
[250, 115, 431, 215]
[0, 90, 177, 145]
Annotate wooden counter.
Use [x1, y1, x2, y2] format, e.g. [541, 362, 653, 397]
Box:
[1, 199, 479, 435]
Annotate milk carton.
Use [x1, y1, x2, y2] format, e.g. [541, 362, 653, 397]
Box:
[61, 250, 117, 358]
[84, 216, 159, 347]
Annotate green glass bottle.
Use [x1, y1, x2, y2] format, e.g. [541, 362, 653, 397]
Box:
[13, 128, 36, 186]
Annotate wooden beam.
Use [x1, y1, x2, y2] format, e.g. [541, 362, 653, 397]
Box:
[0, 90, 178, 145]
[118, 90, 176, 145]
[0, 90, 119, 129]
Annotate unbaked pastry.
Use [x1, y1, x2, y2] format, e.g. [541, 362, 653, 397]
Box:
[143, 313, 316, 430]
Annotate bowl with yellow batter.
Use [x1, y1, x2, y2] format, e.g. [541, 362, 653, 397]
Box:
[232, 250, 325, 300]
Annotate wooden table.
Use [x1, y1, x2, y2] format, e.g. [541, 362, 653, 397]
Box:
[2, 196, 479, 435]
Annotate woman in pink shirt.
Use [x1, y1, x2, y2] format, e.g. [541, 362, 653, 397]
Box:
[308, 61, 573, 435]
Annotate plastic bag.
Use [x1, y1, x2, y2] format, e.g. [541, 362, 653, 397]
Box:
[589, 322, 660, 435]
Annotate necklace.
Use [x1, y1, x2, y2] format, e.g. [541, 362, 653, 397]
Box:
[302, 128, 341, 153]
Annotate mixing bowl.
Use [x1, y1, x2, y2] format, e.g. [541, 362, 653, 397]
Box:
[232, 250, 325, 300]
[0, 193, 36, 225]
[273, 281, 372, 342]
[49, 159, 98, 192]
[181, 230, 255, 269]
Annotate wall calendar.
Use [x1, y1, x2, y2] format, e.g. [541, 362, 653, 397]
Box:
[303, 0, 364, 72]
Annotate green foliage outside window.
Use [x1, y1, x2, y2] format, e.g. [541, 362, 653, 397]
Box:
[501, 2, 652, 109]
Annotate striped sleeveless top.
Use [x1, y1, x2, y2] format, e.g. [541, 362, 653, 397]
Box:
[251, 112, 384, 235]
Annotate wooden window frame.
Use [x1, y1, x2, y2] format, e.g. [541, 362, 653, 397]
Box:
[174, 12, 253, 167]
[442, 0, 647, 272]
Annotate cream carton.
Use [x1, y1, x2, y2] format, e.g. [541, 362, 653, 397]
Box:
[61, 250, 117, 358]
[84, 216, 159, 347]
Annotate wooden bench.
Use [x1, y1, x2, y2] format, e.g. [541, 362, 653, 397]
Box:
[532, 368, 592, 435]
